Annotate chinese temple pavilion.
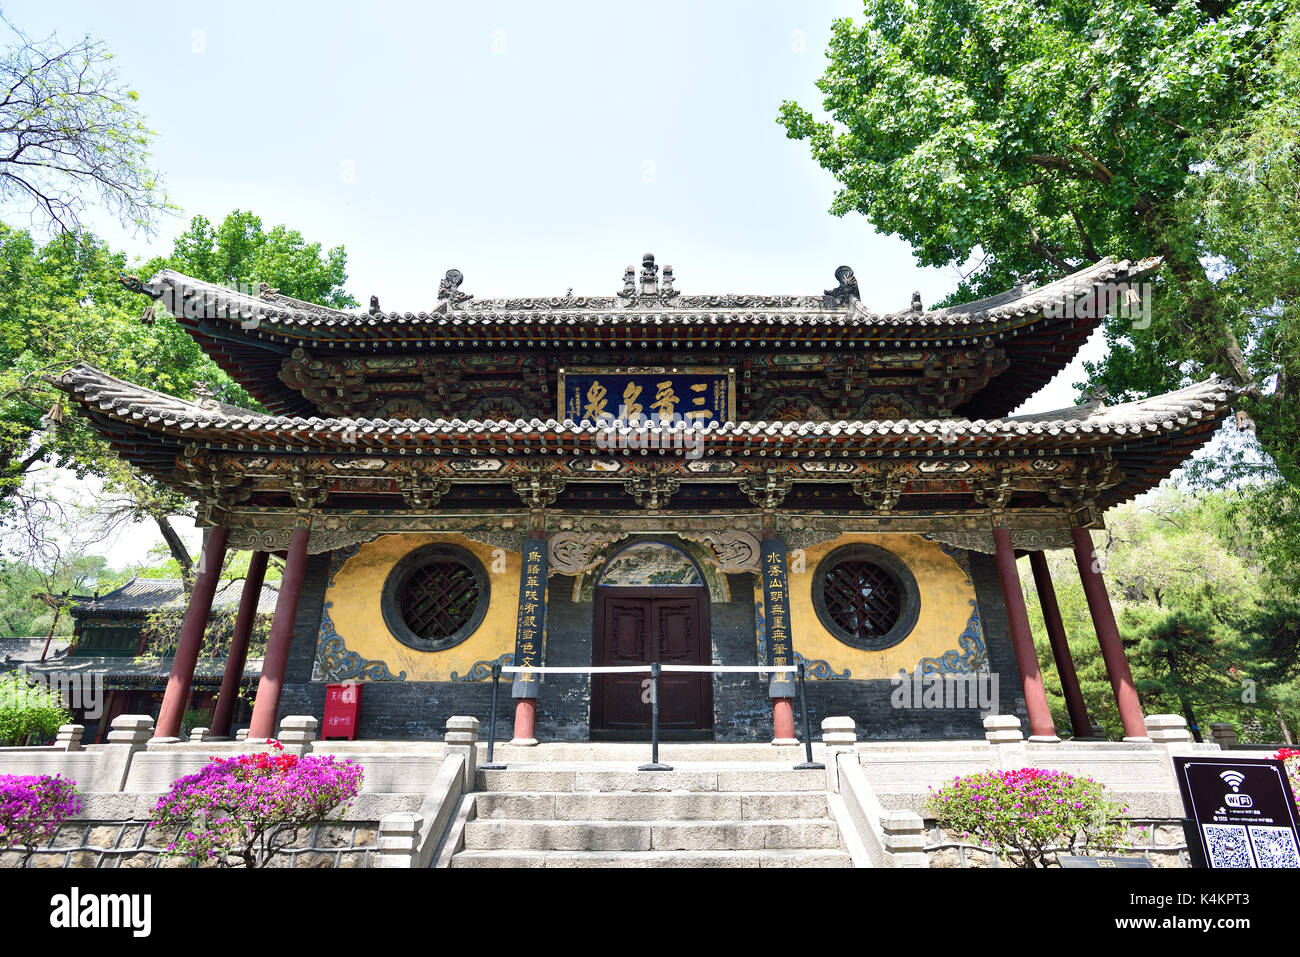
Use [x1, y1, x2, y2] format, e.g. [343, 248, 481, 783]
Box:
[52, 254, 1234, 744]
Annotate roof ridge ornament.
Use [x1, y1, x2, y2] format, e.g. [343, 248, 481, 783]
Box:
[1082, 384, 1110, 409]
[617, 253, 678, 306]
[436, 269, 472, 310]
[824, 265, 860, 309]
[191, 382, 220, 411]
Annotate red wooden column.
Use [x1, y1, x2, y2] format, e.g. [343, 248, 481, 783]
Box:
[211, 550, 269, 738]
[992, 526, 1058, 740]
[248, 528, 311, 740]
[156, 527, 230, 740]
[1071, 526, 1149, 740]
[1028, 550, 1093, 738]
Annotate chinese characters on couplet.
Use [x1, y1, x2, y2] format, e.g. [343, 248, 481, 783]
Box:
[511, 539, 548, 697]
[761, 540, 796, 697]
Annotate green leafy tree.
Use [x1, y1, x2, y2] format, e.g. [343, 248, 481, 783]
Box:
[1177, 14, 1300, 482]
[780, 0, 1299, 483]
[164, 210, 358, 309]
[2, 211, 357, 591]
[0, 225, 216, 502]
[1022, 491, 1300, 742]
[0, 14, 170, 234]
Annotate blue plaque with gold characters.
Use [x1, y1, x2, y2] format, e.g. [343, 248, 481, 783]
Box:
[559, 366, 735, 425]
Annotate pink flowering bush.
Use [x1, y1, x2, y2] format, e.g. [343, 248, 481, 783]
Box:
[924, 767, 1131, 867]
[151, 740, 364, 868]
[1274, 747, 1300, 816]
[0, 774, 84, 863]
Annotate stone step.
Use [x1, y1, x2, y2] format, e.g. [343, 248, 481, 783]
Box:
[463, 818, 842, 851]
[475, 766, 828, 794]
[474, 790, 833, 821]
[485, 743, 826, 763]
[450, 848, 852, 868]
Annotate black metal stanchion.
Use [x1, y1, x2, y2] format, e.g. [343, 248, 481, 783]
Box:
[638, 662, 672, 771]
[794, 660, 825, 771]
[481, 660, 506, 770]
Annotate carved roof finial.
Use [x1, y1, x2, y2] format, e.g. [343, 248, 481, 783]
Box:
[437, 269, 472, 306]
[640, 253, 659, 295]
[1082, 383, 1110, 406]
[192, 382, 220, 411]
[618, 265, 636, 299]
[661, 265, 678, 300]
[824, 265, 860, 308]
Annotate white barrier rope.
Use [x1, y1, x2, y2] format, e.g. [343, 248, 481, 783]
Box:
[500, 664, 795, 675]
[501, 665, 648, 674]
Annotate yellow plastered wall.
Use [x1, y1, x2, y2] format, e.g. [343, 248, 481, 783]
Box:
[321, 533, 519, 681]
[790, 533, 979, 679]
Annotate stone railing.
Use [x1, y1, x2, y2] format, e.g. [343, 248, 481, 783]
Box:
[820, 717, 927, 868]
[821, 712, 1212, 869]
[374, 716, 479, 869]
[0, 714, 477, 869]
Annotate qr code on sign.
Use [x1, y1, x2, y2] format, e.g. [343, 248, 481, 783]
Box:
[1249, 826, 1300, 868]
[1203, 824, 1252, 868]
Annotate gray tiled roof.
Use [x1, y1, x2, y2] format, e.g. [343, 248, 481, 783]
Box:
[70, 578, 278, 617]
[54, 362, 1234, 453]
[141, 257, 1155, 331]
[0, 638, 72, 669]
[23, 655, 264, 682]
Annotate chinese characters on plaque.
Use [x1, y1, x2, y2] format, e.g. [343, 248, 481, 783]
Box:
[761, 538, 796, 698]
[511, 538, 548, 699]
[559, 367, 735, 426]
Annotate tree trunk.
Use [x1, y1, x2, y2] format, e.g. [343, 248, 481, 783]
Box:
[156, 515, 195, 594]
[1277, 706, 1294, 747]
[40, 605, 61, 661]
[1165, 649, 1203, 742]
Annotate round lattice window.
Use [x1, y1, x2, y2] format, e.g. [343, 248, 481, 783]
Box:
[812, 544, 920, 651]
[381, 544, 489, 652]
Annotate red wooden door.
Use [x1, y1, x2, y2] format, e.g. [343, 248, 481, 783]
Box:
[592, 586, 712, 734]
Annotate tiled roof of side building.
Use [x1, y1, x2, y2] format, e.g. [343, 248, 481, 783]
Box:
[68, 577, 279, 618]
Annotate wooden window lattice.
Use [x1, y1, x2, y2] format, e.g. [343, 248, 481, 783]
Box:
[399, 561, 480, 641]
[823, 560, 903, 640]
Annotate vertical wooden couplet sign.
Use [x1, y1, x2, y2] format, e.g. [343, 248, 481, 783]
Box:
[512, 536, 547, 699]
[761, 537, 796, 698]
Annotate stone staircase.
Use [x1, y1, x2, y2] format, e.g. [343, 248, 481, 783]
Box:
[449, 763, 851, 867]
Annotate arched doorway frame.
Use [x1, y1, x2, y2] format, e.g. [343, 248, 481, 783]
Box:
[589, 536, 714, 739]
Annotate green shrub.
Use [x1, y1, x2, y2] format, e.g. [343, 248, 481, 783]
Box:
[0, 673, 71, 747]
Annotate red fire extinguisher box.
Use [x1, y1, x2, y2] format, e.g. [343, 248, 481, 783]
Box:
[323, 683, 363, 740]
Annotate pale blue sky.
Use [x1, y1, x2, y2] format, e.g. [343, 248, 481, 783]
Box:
[7, 1, 1112, 569]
